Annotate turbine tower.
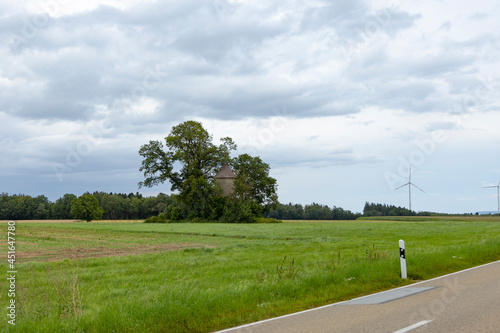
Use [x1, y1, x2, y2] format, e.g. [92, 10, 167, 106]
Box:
[394, 166, 425, 212]
[482, 181, 500, 212]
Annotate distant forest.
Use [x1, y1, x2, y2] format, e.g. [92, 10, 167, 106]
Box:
[0, 192, 173, 220]
[363, 202, 430, 216]
[5, 192, 470, 221]
[0, 192, 362, 220]
[266, 203, 361, 220]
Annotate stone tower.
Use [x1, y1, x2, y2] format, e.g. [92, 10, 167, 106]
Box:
[214, 164, 236, 196]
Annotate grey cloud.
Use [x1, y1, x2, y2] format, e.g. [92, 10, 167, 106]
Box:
[456, 33, 499, 52]
[408, 54, 475, 78]
[157, 77, 362, 119]
[300, 0, 368, 30]
[436, 21, 451, 32]
[447, 75, 487, 95]
[105, 1, 202, 26]
[425, 121, 460, 132]
[172, 24, 284, 63]
[469, 12, 488, 20]
[3, 48, 110, 120]
[254, 143, 382, 170]
[0, 0, 497, 129]
[0, 0, 498, 214]
[302, 1, 419, 46]
[385, 9, 420, 32]
[346, 8, 419, 38]
[375, 82, 448, 113]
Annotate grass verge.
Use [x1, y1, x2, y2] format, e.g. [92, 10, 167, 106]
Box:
[1, 217, 499, 332]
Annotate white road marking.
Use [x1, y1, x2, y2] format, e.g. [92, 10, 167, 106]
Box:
[393, 320, 433, 333]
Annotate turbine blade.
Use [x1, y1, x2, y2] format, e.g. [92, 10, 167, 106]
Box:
[411, 183, 425, 193]
[482, 186, 498, 188]
[394, 183, 409, 191]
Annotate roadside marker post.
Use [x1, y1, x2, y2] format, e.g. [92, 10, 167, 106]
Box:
[399, 240, 407, 279]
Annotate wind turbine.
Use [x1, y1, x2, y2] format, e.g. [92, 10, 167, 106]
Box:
[482, 181, 500, 212]
[394, 166, 425, 212]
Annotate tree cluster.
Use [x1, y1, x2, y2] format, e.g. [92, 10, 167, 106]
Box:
[0, 193, 52, 220]
[363, 202, 431, 216]
[0, 192, 173, 221]
[0, 192, 362, 222]
[266, 202, 361, 220]
[138, 120, 278, 222]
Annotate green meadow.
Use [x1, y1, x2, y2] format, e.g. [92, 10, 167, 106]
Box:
[2, 217, 500, 332]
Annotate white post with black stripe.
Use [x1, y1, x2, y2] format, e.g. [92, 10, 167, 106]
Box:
[399, 239, 407, 279]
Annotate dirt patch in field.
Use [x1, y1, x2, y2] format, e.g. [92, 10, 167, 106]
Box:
[0, 220, 145, 223]
[0, 220, 81, 223]
[17, 243, 215, 262]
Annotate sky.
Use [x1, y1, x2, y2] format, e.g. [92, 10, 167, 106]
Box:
[1, 0, 500, 214]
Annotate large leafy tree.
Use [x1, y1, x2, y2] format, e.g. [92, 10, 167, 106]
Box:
[139, 120, 236, 190]
[138, 121, 278, 221]
[70, 194, 104, 222]
[139, 121, 236, 219]
[230, 154, 278, 213]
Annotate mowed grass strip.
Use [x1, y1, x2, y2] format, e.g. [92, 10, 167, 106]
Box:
[2, 218, 500, 332]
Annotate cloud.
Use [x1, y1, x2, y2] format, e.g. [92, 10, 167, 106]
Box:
[0, 0, 424, 124]
[469, 12, 488, 20]
[1, 0, 500, 213]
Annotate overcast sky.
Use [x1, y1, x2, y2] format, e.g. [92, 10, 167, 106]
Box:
[1, 0, 500, 214]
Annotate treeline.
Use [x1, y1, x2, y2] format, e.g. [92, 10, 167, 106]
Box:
[266, 203, 361, 220]
[0, 192, 172, 220]
[3, 193, 481, 221]
[363, 202, 431, 217]
[1, 192, 362, 221]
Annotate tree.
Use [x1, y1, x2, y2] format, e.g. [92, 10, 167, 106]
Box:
[128, 197, 143, 219]
[230, 154, 278, 213]
[305, 203, 332, 220]
[70, 194, 103, 222]
[139, 120, 236, 190]
[138, 120, 278, 221]
[179, 175, 219, 219]
[52, 193, 77, 219]
[101, 194, 124, 220]
[0, 193, 11, 219]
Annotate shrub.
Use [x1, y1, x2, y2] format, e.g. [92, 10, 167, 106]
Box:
[255, 217, 282, 223]
[144, 215, 168, 223]
[219, 198, 257, 223]
[163, 205, 183, 221]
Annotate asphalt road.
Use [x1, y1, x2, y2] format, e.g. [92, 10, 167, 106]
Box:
[216, 260, 500, 333]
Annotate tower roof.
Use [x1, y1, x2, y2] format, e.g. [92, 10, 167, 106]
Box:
[215, 164, 236, 179]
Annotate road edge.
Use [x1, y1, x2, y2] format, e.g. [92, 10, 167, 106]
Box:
[213, 259, 500, 333]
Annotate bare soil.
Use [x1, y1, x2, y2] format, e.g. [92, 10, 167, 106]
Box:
[1, 220, 144, 223]
[12, 222, 216, 262]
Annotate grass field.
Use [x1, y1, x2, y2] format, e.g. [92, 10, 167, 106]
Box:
[2, 217, 500, 332]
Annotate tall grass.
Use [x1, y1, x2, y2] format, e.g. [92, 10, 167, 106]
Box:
[1, 219, 500, 332]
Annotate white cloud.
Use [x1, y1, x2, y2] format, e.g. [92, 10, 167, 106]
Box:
[1, 0, 499, 213]
[22, 0, 158, 17]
